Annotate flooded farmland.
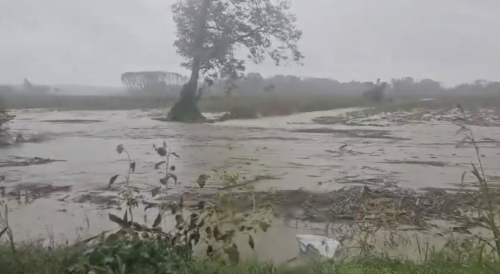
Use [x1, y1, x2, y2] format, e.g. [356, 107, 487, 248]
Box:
[1, 106, 500, 262]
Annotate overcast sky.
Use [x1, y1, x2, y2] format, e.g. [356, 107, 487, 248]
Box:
[1, 0, 499, 86]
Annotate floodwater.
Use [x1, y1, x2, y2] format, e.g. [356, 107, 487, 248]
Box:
[1, 107, 500, 262]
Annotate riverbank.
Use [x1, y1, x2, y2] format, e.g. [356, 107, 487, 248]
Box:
[0, 238, 497, 274]
[3, 93, 499, 119]
[1, 93, 366, 114]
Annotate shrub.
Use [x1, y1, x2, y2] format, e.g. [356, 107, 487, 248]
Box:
[0, 96, 14, 144]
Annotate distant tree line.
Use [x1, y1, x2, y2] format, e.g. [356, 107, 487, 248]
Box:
[0, 78, 53, 95]
[390, 77, 500, 96]
[1, 74, 497, 99]
[201, 73, 500, 98]
[117, 71, 500, 100]
[120, 71, 189, 95]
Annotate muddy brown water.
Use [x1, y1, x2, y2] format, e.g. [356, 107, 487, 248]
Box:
[1, 107, 500, 262]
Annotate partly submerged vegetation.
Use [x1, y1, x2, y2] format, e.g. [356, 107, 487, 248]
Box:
[0, 96, 15, 145]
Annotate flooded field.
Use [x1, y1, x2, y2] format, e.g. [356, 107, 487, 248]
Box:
[1, 105, 500, 262]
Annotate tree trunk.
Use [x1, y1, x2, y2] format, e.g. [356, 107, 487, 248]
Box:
[167, 77, 204, 122]
[167, 0, 212, 123]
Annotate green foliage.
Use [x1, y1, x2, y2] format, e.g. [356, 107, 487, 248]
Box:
[168, 0, 304, 121]
[0, 241, 499, 274]
[104, 141, 273, 266]
[62, 239, 190, 274]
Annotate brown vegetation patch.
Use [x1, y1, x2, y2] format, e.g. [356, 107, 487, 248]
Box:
[290, 128, 409, 140]
[41, 119, 103, 124]
[0, 183, 72, 202]
[381, 160, 449, 167]
[100, 184, 499, 234]
[0, 156, 65, 168]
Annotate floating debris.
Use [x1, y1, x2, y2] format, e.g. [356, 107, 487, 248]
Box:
[0, 156, 65, 168]
[296, 234, 343, 259]
[170, 185, 500, 232]
[381, 160, 448, 167]
[41, 119, 103, 124]
[312, 107, 500, 127]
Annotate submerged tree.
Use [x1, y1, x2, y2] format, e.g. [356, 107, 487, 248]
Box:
[363, 78, 387, 103]
[167, 0, 304, 122]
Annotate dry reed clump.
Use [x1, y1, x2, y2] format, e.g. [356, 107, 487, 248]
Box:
[313, 101, 500, 127]
[184, 185, 499, 229]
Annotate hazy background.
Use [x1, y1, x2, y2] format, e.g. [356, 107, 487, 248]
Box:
[1, 0, 499, 87]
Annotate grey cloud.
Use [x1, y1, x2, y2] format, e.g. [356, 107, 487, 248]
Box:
[0, 0, 499, 86]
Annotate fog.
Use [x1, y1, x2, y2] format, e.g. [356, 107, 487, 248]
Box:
[1, 0, 500, 87]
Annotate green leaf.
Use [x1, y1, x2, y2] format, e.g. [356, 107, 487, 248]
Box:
[156, 147, 167, 157]
[160, 173, 178, 185]
[0, 227, 8, 239]
[153, 212, 162, 228]
[175, 214, 184, 228]
[144, 203, 156, 212]
[116, 144, 124, 154]
[123, 210, 128, 224]
[151, 187, 161, 197]
[248, 234, 255, 250]
[224, 243, 240, 264]
[108, 213, 128, 227]
[154, 161, 165, 170]
[108, 175, 119, 188]
[259, 221, 270, 232]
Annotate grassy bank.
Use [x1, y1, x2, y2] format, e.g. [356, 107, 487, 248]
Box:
[1, 93, 370, 115]
[3, 93, 499, 120]
[0, 239, 498, 274]
[2, 94, 176, 110]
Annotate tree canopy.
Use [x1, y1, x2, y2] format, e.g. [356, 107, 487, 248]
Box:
[167, 0, 304, 122]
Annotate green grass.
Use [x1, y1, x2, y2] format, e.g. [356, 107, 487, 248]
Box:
[0, 239, 499, 274]
[3, 92, 499, 122]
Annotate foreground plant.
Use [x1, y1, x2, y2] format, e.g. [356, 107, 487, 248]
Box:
[103, 141, 272, 267]
[62, 239, 189, 274]
[454, 105, 500, 260]
[108, 144, 138, 224]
